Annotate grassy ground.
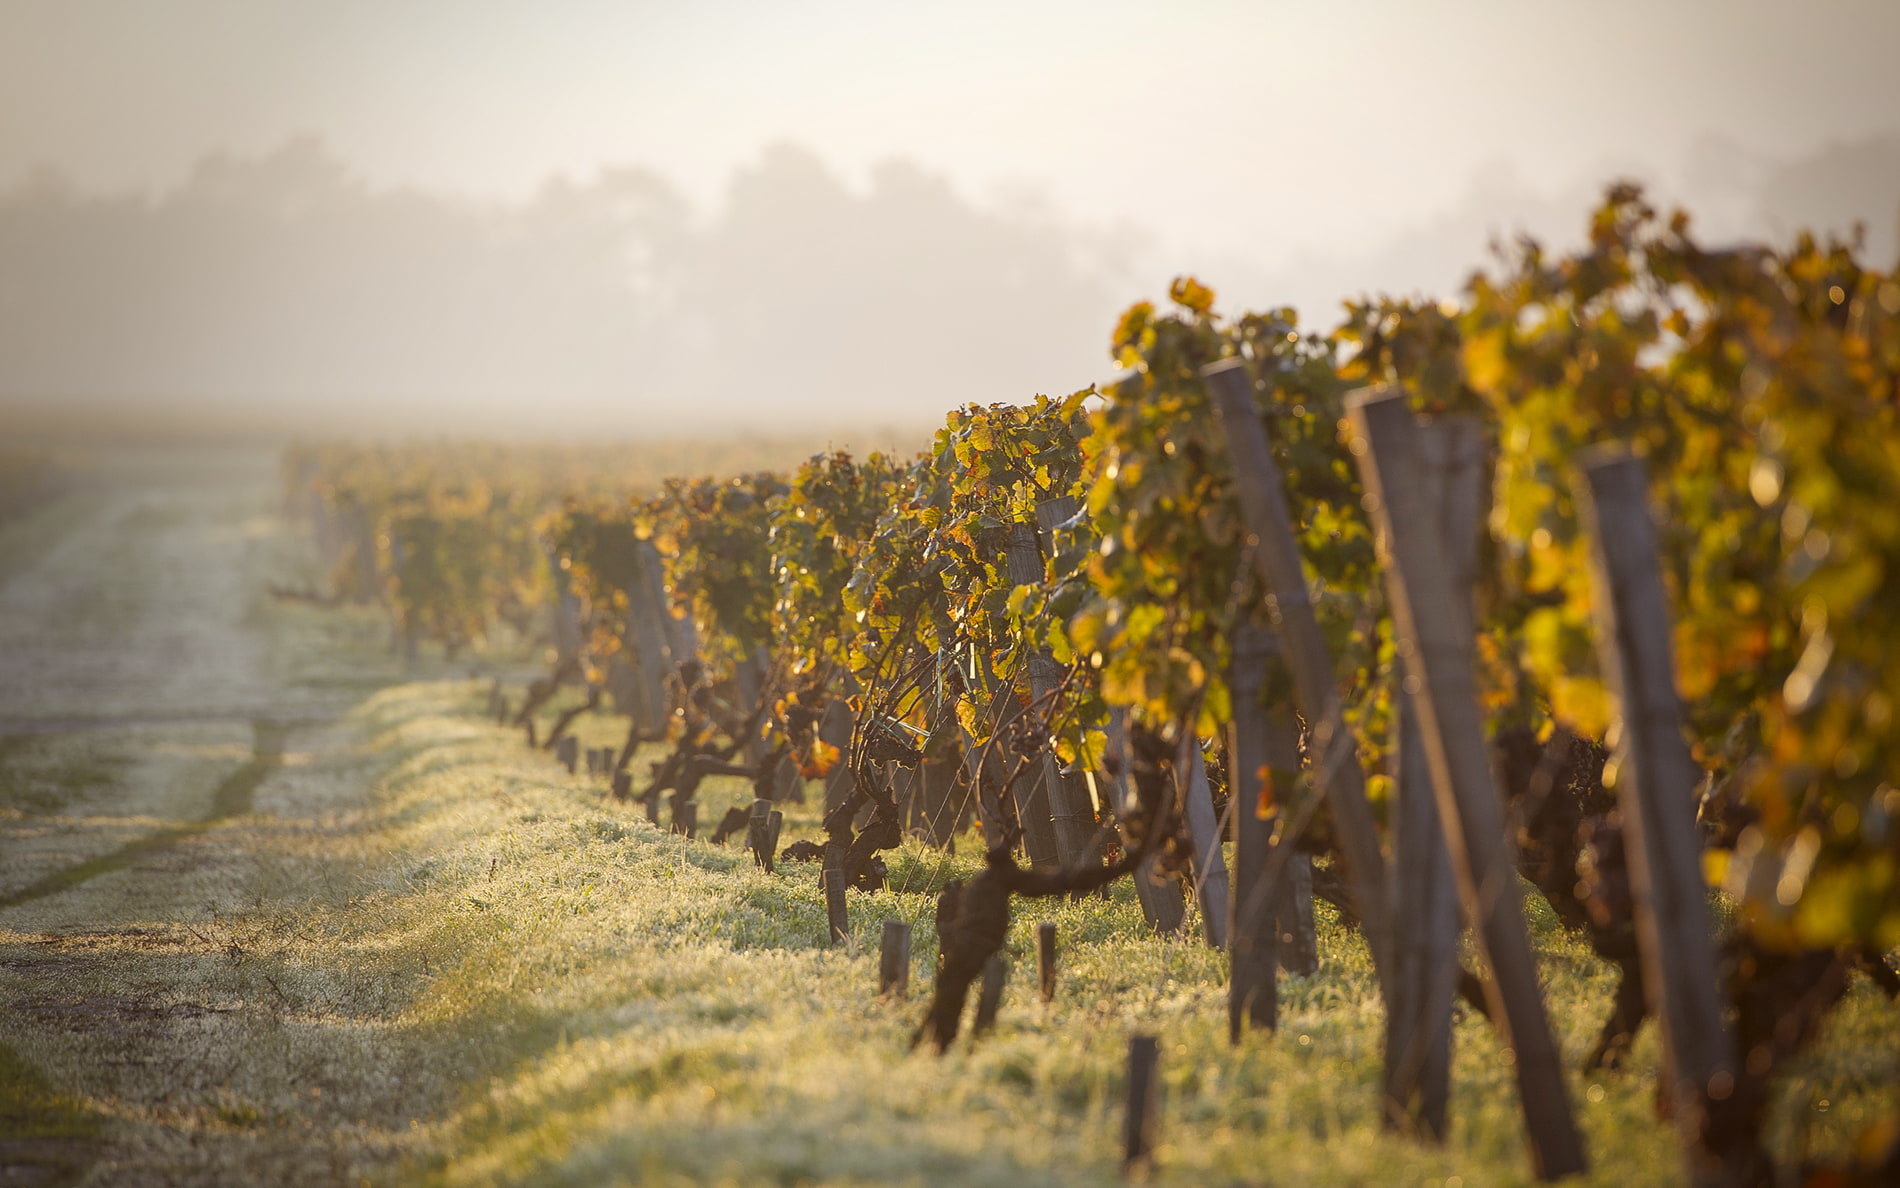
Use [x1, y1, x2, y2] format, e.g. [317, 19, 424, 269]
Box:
[1, 456, 1895, 1185]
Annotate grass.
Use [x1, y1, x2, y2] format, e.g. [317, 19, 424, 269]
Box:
[115, 677, 1878, 1187]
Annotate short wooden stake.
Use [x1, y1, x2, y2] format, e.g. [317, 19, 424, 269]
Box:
[556, 735, 578, 774]
[1124, 1034, 1160, 1175]
[674, 800, 697, 840]
[1577, 448, 1738, 1185]
[747, 797, 772, 867]
[643, 793, 659, 826]
[879, 919, 912, 999]
[1347, 386, 1586, 1180]
[823, 844, 849, 945]
[972, 954, 1007, 1035]
[764, 810, 783, 874]
[1036, 921, 1058, 1003]
[611, 770, 632, 802]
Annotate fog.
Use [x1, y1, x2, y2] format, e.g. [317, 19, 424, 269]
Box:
[2, 1, 1897, 440]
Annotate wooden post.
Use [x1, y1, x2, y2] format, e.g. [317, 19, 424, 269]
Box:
[1347, 386, 1586, 1180]
[1277, 855, 1318, 976]
[880, 919, 912, 999]
[584, 746, 600, 777]
[547, 549, 582, 674]
[747, 797, 773, 867]
[823, 843, 850, 945]
[764, 810, 783, 874]
[819, 693, 857, 816]
[733, 647, 769, 765]
[556, 735, 578, 775]
[1383, 416, 1479, 1141]
[972, 954, 1007, 1035]
[1226, 619, 1300, 1037]
[1036, 921, 1058, 1003]
[1037, 496, 1104, 867]
[612, 770, 632, 802]
[1124, 1034, 1160, 1175]
[676, 801, 697, 841]
[623, 545, 675, 740]
[1002, 518, 1066, 868]
[1182, 746, 1232, 949]
[1104, 710, 1189, 935]
[1203, 360, 1395, 1004]
[1577, 448, 1737, 1185]
[917, 733, 960, 847]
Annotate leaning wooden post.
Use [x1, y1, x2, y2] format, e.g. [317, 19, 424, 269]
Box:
[879, 919, 912, 999]
[1124, 1034, 1161, 1176]
[1036, 921, 1058, 1002]
[1346, 386, 1587, 1180]
[1202, 360, 1395, 1004]
[1383, 416, 1479, 1141]
[1576, 448, 1737, 1185]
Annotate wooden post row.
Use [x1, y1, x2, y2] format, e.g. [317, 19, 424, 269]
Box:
[1576, 448, 1738, 1186]
[1346, 386, 1586, 1180]
[1201, 360, 1396, 1007]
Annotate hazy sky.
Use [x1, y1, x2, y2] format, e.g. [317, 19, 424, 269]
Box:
[2, 0, 1897, 437]
[7, 0, 1898, 258]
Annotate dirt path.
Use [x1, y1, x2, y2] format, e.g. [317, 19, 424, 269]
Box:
[0, 448, 385, 1184]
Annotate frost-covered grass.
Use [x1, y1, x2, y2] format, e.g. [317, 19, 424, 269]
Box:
[225, 680, 1890, 1187]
